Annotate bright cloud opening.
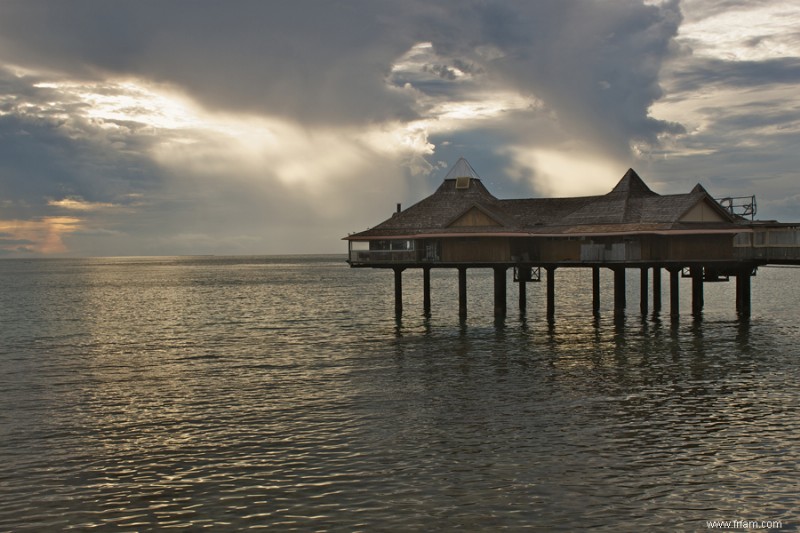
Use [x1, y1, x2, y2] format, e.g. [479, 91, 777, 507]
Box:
[506, 147, 624, 198]
[32, 79, 213, 132]
[48, 197, 117, 211]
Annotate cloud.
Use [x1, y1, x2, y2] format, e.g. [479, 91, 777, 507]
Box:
[0, 60, 430, 255]
[677, 0, 800, 61]
[640, 1, 800, 220]
[0, 217, 83, 254]
[47, 196, 120, 211]
[0, 1, 683, 150]
[420, 0, 684, 156]
[0, 231, 35, 250]
[0, 0, 420, 126]
[668, 57, 800, 92]
[0, 0, 798, 255]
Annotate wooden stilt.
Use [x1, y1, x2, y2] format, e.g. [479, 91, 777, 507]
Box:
[614, 268, 626, 315]
[494, 267, 507, 318]
[736, 268, 752, 317]
[691, 266, 704, 317]
[652, 267, 661, 314]
[458, 267, 467, 319]
[423, 267, 431, 317]
[640, 267, 649, 315]
[393, 267, 404, 317]
[742, 272, 751, 316]
[592, 267, 600, 316]
[736, 270, 742, 314]
[546, 267, 556, 320]
[519, 278, 527, 316]
[669, 268, 680, 317]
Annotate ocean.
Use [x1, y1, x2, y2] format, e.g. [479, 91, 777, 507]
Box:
[0, 255, 798, 531]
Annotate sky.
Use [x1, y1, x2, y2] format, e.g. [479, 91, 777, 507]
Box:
[0, 0, 799, 256]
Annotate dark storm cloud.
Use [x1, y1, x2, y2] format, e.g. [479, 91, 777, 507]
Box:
[0, 0, 420, 126]
[0, 1, 683, 146]
[408, 0, 685, 156]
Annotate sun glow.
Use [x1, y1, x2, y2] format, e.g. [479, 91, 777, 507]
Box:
[0, 216, 83, 254]
[506, 147, 623, 197]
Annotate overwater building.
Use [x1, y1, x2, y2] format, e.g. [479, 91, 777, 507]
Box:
[345, 158, 800, 318]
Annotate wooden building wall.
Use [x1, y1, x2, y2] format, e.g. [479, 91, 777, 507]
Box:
[596, 235, 734, 261]
[441, 237, 511, 262]
[664, 235, 733, 260]
[538, 239, 581, 262]
[512, 235, 735, 263]
[430, 234, 734, 264]
[510, 238, 582, 262]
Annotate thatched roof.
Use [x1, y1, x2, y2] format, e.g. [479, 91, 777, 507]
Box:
[347, 160, 740, 240]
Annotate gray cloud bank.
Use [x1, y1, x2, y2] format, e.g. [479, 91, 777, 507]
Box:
[0, 0, 797, 255]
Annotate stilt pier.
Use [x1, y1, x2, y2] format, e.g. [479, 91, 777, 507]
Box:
[383, 261, 763, 321]
[346, 159, 800, 324]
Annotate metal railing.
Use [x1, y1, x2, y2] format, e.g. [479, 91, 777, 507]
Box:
[734, 228, 800, 262]
[349, 249, 419, 263]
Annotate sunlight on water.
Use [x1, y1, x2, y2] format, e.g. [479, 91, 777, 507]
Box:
[0, 257, 798, 530]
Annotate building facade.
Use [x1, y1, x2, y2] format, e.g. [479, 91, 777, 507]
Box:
[347, 158, 745, 269]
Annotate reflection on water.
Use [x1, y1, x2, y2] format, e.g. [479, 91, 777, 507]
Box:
[0, 257, 798, 531]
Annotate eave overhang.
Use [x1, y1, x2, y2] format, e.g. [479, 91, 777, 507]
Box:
[343, 226, 751, 241]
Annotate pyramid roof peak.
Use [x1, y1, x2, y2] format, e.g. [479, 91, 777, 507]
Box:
[444, 157, 482, 181]
[609, 168, 658, 197]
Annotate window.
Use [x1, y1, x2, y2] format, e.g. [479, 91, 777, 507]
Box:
[391, 240, 414, 251]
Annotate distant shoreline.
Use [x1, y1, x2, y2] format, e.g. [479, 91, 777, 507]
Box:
[0, 253, 349, 261]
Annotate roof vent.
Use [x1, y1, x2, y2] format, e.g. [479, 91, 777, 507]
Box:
[455, 176, 470, 189]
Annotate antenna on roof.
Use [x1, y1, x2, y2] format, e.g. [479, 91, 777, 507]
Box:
[716, 195, 757, 220]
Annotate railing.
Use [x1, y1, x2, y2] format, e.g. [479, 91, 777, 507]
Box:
[349, 249, 419, 263]
[734, 228, 800, 262]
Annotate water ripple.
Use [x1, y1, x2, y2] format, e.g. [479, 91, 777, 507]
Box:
[0, 258, 798, 530]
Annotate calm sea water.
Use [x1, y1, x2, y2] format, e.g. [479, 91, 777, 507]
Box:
[0, 255, 798, 532]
